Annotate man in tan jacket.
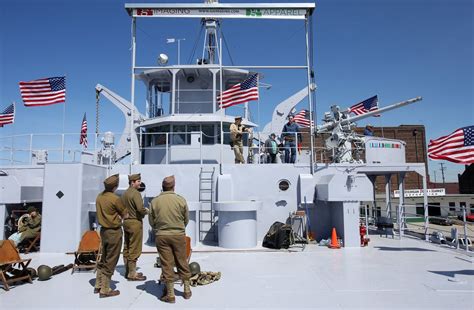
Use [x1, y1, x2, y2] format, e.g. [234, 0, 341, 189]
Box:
[122, 173, 148, 281]
[230, 116, 247, 164]
[95, 174, 127, 298]
[149, 175, 192, 303]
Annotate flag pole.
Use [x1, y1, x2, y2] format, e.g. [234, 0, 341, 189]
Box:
[257, 75, 260, 164]
[61, 99, 66, 162]
[257, 75, 260, 129]
[62, 76, 67, 133]
[13, 101, 16, 124]
[219, 37, 223, 170]
[10, 102, 16, 164]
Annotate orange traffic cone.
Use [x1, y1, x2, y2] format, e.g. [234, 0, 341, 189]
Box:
[329, 227, 341, 249]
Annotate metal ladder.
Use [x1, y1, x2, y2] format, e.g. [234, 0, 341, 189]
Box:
[199, 167, 216, 242]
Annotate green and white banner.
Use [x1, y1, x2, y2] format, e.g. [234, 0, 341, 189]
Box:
[131, 7, 310, 19]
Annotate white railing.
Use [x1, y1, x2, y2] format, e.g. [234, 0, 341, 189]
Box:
[0, 131, 331, 166]
[360, 203, 472, 252]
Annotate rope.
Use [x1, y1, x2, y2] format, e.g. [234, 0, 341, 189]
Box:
[187, 23, 205, 65]
[220, 25, 235, 66]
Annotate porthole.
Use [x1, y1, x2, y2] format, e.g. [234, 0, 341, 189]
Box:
[278, 179, 290, 191]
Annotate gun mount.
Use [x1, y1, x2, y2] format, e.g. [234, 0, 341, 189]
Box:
[317, 97, 422, 163]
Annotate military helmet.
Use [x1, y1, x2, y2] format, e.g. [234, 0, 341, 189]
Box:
[37, 265, 52, 281]
[189, 261, 201, 276]
[27, 267, 37, 279]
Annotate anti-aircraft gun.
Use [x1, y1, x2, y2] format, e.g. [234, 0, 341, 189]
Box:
[316, 97, 423, 163]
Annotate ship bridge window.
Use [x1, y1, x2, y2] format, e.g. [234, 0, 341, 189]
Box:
[146, 125, 170, 146]
[202, 124, 215, 145]
[172, 125, 187, 145]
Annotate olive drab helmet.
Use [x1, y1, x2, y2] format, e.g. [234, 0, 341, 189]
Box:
[189, 262, 201, 276]
[27, 267, 37, 279]
[37, 265, 52, 281]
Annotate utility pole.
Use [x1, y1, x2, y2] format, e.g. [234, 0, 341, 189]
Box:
[439, 163, 446, 185]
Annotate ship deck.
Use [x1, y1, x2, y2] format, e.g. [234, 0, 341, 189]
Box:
[1, 234, 473, 309]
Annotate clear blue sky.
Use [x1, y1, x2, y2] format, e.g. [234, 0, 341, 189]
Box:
[0, 0, 472, 181]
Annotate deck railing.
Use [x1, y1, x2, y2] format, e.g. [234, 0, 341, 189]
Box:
[360, 203, 472, 252]
[0, 131, 333, 165]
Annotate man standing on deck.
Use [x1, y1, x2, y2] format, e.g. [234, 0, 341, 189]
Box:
[122, 173, 148, 281]
[281, 115, 301, 163]
[264, 133, 279, 163]
[149, 175, 192, 303]
[230, 116, 248, 164]
[94, 174, 127, 298]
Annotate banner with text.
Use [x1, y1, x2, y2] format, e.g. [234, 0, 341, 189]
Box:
[132, 8, 309, 19]
[393, 188, 446, 198]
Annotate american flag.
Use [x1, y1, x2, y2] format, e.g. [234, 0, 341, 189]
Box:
[0, 103, 15, 127]
[79, 113, 88, 148]
[19, 76, 66, 106]
[349, 95, 380, 116]
[293, 109, 314, 128]
[428, 126, 474, 164]
[217, 73, 259, 108]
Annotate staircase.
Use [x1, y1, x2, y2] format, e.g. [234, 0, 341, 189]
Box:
[198, 167, 216, 243]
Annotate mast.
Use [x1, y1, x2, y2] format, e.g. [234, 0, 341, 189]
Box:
[202, 1, 220, 65]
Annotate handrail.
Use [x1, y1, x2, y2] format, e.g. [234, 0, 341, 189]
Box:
[0, 130, 337, 166]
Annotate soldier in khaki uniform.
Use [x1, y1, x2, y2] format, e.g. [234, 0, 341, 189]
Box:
[230, 116, 248, 164]
[122, 173, 148, 281]
[94, 174, 127, 298]
[149, 175, 192, 303]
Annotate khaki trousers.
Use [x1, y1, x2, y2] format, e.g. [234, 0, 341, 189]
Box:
[97, 227, 123, 277]
[123, 219, 143, 262]
[156, 234, 191, 282]
[233, 140, 244, 164]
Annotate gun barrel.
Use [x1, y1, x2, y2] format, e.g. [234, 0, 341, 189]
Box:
[316, 96, 422, 133]
[348, 96, 422, 123]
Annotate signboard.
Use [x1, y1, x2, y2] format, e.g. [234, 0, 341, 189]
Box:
[393, 188, 446, 198]
[365, 138, 406, 164]
[130, 8, 309, 19]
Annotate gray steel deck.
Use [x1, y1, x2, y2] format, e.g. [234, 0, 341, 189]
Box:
[1, 235, 473, 309]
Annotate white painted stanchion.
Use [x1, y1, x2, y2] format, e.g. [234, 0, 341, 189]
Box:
[186, 202, 201, 247]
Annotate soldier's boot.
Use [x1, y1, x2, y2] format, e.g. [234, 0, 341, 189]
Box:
[94, 270, 103, 294]
[127, 261, 146, 281]
[183, 280, 192, 300]
[161, 283, 167, 297]
[99, 276, 120, 298]
[159, 281, 175, 303]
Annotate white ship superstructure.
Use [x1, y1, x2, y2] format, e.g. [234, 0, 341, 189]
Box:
[1, 1, 429, 253]
[1, 2, 473, 309]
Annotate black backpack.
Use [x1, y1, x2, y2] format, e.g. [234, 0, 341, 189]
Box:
[262, 221, 292, 249]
